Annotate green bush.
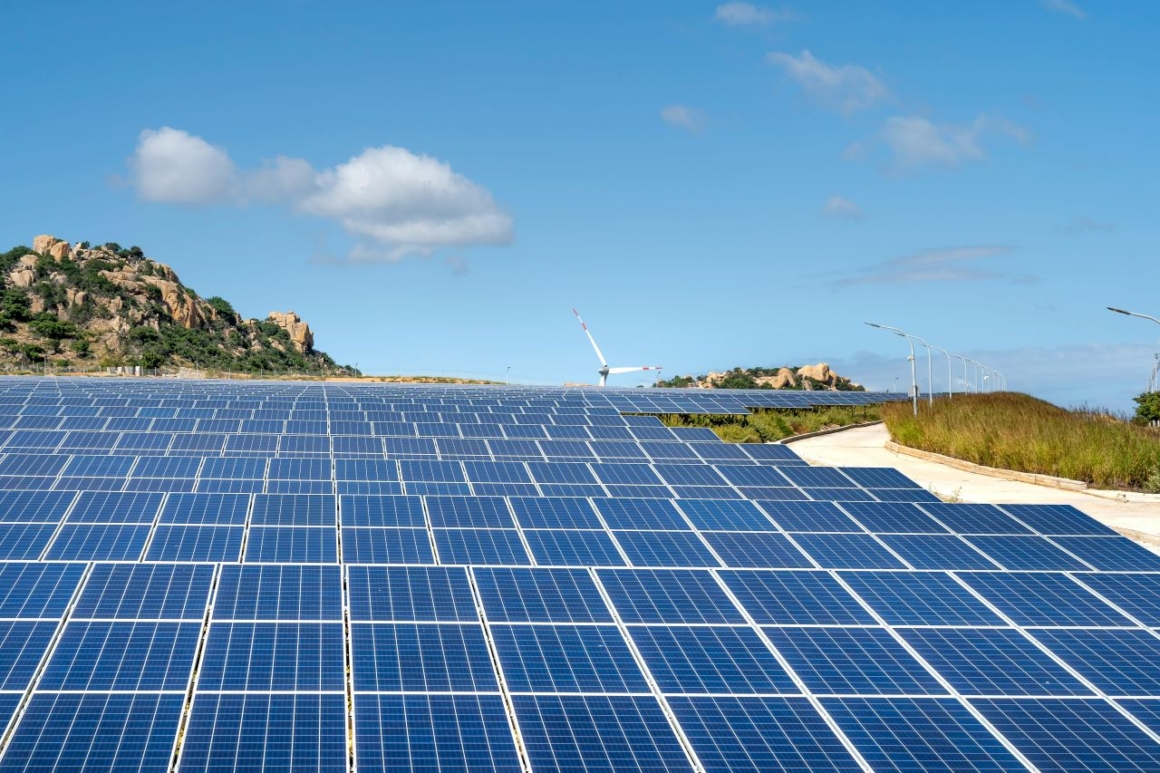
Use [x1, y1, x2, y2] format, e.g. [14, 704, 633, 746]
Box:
[1, 289, 31, 322]
[1135, 392, 1160, 424]
[29, 314, 79, 340]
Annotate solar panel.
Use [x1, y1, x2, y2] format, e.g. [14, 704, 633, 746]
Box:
[0, 377, 1154, 769]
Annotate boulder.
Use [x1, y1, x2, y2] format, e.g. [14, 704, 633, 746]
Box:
[32, 235, 61, 255]
[267, 311, 314, 353]
[797, 362, 835, 385]
[9, 269, 35, 288]
[66, 289, 87, 307]
[48, 241, 70, 261]
[756, 367, 797, 389]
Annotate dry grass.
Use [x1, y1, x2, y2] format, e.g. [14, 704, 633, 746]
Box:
[882, 393, 1160, 491]
[658, 405, 881, 444]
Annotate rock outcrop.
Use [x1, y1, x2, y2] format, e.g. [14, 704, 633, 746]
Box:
[658, 362, 864, 392]
[0, 234, 344, 374]
[267, 311, 314, 353]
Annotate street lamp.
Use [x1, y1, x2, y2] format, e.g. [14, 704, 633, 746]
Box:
[1108, 307, 1160, 326]
[953, 354, 971, 393]
[866, 322, 918, 415]
[907, 333, 935, 407]
[930, 345, 955, 399]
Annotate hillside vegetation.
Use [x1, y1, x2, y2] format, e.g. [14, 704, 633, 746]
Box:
[658, 363, 864, 391]
[0, 235, 353, 375]
[658, 405, 881, 443]
[882, 393, 1160, 492]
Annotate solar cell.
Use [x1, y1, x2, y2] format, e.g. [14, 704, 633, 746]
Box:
[214, 565, 343, 620]
[1030, 629, 1160, 696]
[348, 566, 478, 622]
[198, 622, 345, 690]
[597, 569, 746, 624]
[958, 572, 1135, 627]
[475, 567, 613, 623]
[350, 623, 497, 692]
[522, 528, 626, 566]
[719, 570, 875, 625]
[630, 625, 798, 694]
[839, 571, 1006, 626]
[39, 621, 201, 690]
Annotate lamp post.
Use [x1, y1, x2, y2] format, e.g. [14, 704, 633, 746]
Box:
[907, 333, 935, 406]
[930, 345, 954, 399]
[1109, 308, 1160, 391]
[866, 322, 918, 415]
[953, 354, 971, 393]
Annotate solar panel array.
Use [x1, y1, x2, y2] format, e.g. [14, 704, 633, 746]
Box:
[0, 378, 1156, 771]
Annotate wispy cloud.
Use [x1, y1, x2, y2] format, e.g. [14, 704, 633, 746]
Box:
[1060, 215, 1117, 234]
[830, 245, 1017, 288]
[714, 2, 796, 26]
[127, 127, 513, 263]
[767, 50, 889, 115]
[1042, 0, 1086, 19]
[660, 105, 706, 133]
[821, 196, 864, 220]
[881, 114, 1029, 171]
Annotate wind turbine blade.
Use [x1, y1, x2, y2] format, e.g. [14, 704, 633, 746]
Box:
[607, 366, 663, 374]
[572, 308, 608, 367]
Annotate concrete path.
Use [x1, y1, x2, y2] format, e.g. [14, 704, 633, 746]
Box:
[787, 423, 1160, 545]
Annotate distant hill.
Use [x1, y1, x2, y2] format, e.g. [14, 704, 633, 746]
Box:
[0, 235, 354, 375]
[657, 363, 864, 391]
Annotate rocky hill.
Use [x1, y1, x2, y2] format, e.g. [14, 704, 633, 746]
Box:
[0, 235, 352, 374]
[657, 363, 864, 391]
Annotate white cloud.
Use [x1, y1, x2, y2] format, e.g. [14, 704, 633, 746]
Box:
[821, 196, 864, 220]
[830, 245, 1018, 287]
[660, 105, 706, 133]
[127, 128, 513, 262]
[842, 141, 866, 161]
[766, 50, 889, 114]
[1042, 0, 1086, 19]
[130, 128, 236, 204]
[881, 114, 1029, 171]
[714, 2, 796, 26]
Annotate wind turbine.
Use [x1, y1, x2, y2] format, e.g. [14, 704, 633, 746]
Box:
[572, 309, 663, 387]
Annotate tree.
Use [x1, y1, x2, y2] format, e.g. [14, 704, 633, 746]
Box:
[1, 289, 31, 322]
[1134, 392, 1160, 424]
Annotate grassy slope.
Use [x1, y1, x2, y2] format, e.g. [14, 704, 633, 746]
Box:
[657, 405, 881, 443]
[882, 393, 1160, 491]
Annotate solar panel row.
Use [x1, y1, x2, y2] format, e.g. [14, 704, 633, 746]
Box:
[0, 378, 1153, 772]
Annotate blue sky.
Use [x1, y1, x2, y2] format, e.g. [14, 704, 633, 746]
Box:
[3, 1, 1157, 409]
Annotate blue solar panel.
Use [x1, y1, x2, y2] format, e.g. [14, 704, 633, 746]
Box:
[763, 626, 945, 695]
[594, 498, 688, 530]
[513, 694, 692, 772]
[492, 624, 648, 693]
[597, 569, 746, 624]
[350, 623, 497, 691]
[0, 490, 76, 522]
[702, 532, 814, 568]
[823, 697, 1024, 772]
[757, 500, 864, 532]
[45, 524, 150, 561]
[1030, 629, 1160, 696]
[214, 565, 343, 620]
[669, 696, 861, 772]
[522, 528, 626, 566]
[0, 621, 58, 689]
[877, 534, 1002, 570]
[160, 492, 250, 524]
[1050, 536, 1160, 571]
[965, 535, 1093, 571]
[999, 503, 1120, 536]
[902, 627, 1093, 696]
[720, 569, 875, 625]
[426, 496, 514, 528]
[614, 530, 721, 567]
[917, 502, 1035, 534]
[0, 562, 86, 618]
[354, 694, 522, 771]
[840, 571, 1006, 626]
[198, 622, 345, 690]
[73, 563, 215, 620]
[510, 497, 602, 529]
[2, 693, 185, 772]
[841, 501, 950, 534]
[972, 698, 1160, 772]
[433, 528, 528, 565]
[791, 533, 908, 569]
[631, 625, 798, 694]
[244, 526, 337, 562]
[180, 693, 347, 773]
[672, 499, 770, 531]
[342, 527, 434, 563]
[40, 620, 200, 690]
[475, 567, 612, 623]
[348, 566, 478, 622]
[147, 525, 244, 561]
[251, 494, 337, 526]
[1071, 573, 1160, 626]
[959, 572, 1134, 627]
[66, 491, 164, 524]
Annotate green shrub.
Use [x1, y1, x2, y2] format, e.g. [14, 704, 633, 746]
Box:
[1134, 392, 1160, 424]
